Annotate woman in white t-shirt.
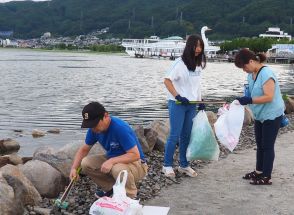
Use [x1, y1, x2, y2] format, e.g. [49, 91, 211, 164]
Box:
[162, 35, 207, 177]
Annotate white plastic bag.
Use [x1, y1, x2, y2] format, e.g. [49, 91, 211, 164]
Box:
[214, 100, 245, 152]
[186, 110, 220, 161]
[89, 170, 143, 215]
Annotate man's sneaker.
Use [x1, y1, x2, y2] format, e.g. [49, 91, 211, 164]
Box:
[162, 166, 175, 178]
[94, 188, 113, 198]
[177, 166, 197, 177]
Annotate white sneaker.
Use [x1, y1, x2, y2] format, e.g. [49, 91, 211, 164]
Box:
[162, 166, 175, 178]
[178, 166, 197, 177]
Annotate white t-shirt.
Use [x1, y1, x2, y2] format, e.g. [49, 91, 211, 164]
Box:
[165, 57, 202, 101]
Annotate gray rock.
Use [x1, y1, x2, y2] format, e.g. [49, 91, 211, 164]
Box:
[13, 129, 23, 133]
[33, 147, 55, 157]
[7, 154, 23, 165]
[33, 207, 51, 215]
[144, 129, 158, 151]
[47, 128, 61, 134]
[32, 129, 46, 138]
[0, 156, 11, 168]
[58, 141, 105, 160]
[22, 157, 33, 164]
[0, 164, 41, 206]
[33, 146, 70, 178]
[0, 174, 23, 215]
[0, 139, 20, 155]
[0, 154, 23, 168]
[20, 160, 67, 198]
[33, 143, 104, 178]
[148, 120, 169, 152]
[133, 125, 150, 153]
[285, 97, 294, 114]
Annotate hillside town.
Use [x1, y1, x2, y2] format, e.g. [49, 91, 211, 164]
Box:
[0, 27, 121, 49]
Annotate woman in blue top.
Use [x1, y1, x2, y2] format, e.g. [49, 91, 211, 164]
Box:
[235, 49, 284, 185]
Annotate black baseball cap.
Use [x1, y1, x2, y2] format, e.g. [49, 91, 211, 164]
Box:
[81, 102, 106, 128]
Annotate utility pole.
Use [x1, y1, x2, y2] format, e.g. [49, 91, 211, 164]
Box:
[242, 16, 245, 23]
[128, 19, 131, 30]
[151, 16, 154, 28]
[290, 17, 293, 32]
[176, 7, 178, 19]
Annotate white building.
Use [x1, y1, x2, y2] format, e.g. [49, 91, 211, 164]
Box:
[41, 32, 51, 40]
[268, 44, 294, 55]
[259, 27, 292, 41]
[3, 39, 18, 47]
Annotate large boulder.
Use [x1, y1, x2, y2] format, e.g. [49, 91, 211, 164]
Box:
[0, 174, 23, 215]
[148, 119, 170, 152]
[285, 97, 294, 114]
[57, 141, 105, 159]
[33, 146, 70, 178]
[0, 164, 41, 206]
[0, 139, 20, 155]
[33, 143, 104, 178]
[20, 160, 67, 198]
[133, 125, 150, 153]
[144, 128, 158, 152]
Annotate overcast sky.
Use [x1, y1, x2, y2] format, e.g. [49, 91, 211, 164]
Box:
[0, 0, 49, 3]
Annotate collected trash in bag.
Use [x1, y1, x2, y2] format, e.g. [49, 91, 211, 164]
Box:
[214, 100, 244, 152]
[89, 170, 143, 215]
[186, 110, 220, 161]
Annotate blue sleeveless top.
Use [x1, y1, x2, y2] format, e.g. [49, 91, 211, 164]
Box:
[247, 66, 284, 122]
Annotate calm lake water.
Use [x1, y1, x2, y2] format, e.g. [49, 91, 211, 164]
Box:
[0, 49, 293, 156]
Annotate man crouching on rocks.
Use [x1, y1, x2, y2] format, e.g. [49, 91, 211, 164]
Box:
[70, 101, 148, 199]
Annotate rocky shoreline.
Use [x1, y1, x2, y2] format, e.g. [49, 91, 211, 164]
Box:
[1, 104, 293, 215]
[32, 113, 294, 215]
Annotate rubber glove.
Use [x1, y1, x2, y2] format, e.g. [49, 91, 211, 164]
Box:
[175, 95, 190, 105]
[236, 96, 252, 105]
[198, 103, 206, 111]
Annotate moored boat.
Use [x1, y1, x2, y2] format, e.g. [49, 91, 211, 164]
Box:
[122, 26, 220, 59]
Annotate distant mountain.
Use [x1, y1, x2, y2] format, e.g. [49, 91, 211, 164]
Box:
[0, 0, 293, 39]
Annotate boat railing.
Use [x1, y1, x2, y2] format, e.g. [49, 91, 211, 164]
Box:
[122, 38, 160, 46]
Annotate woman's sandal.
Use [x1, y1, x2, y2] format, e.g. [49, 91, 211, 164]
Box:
[242, 171, 261, 180]
[250, 176, 272, 185]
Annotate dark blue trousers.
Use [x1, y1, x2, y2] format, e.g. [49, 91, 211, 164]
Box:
[254, 115, 282, 178]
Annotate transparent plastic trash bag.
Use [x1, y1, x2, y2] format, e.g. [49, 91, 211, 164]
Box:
[89, 170, 143, 215]
[214, 100, 245, 152]
[186, 110, 220, 161]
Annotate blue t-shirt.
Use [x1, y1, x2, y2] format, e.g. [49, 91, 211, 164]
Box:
[247, 66, 284, 122]
[85, 116, 145, 161]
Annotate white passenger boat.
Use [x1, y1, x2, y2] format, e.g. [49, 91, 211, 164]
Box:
[122, 26, 220, 59]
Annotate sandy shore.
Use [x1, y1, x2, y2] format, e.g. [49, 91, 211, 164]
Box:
[144, 131, 294, 215]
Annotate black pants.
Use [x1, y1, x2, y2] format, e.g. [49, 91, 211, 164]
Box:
[254, 115, 282, 178]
